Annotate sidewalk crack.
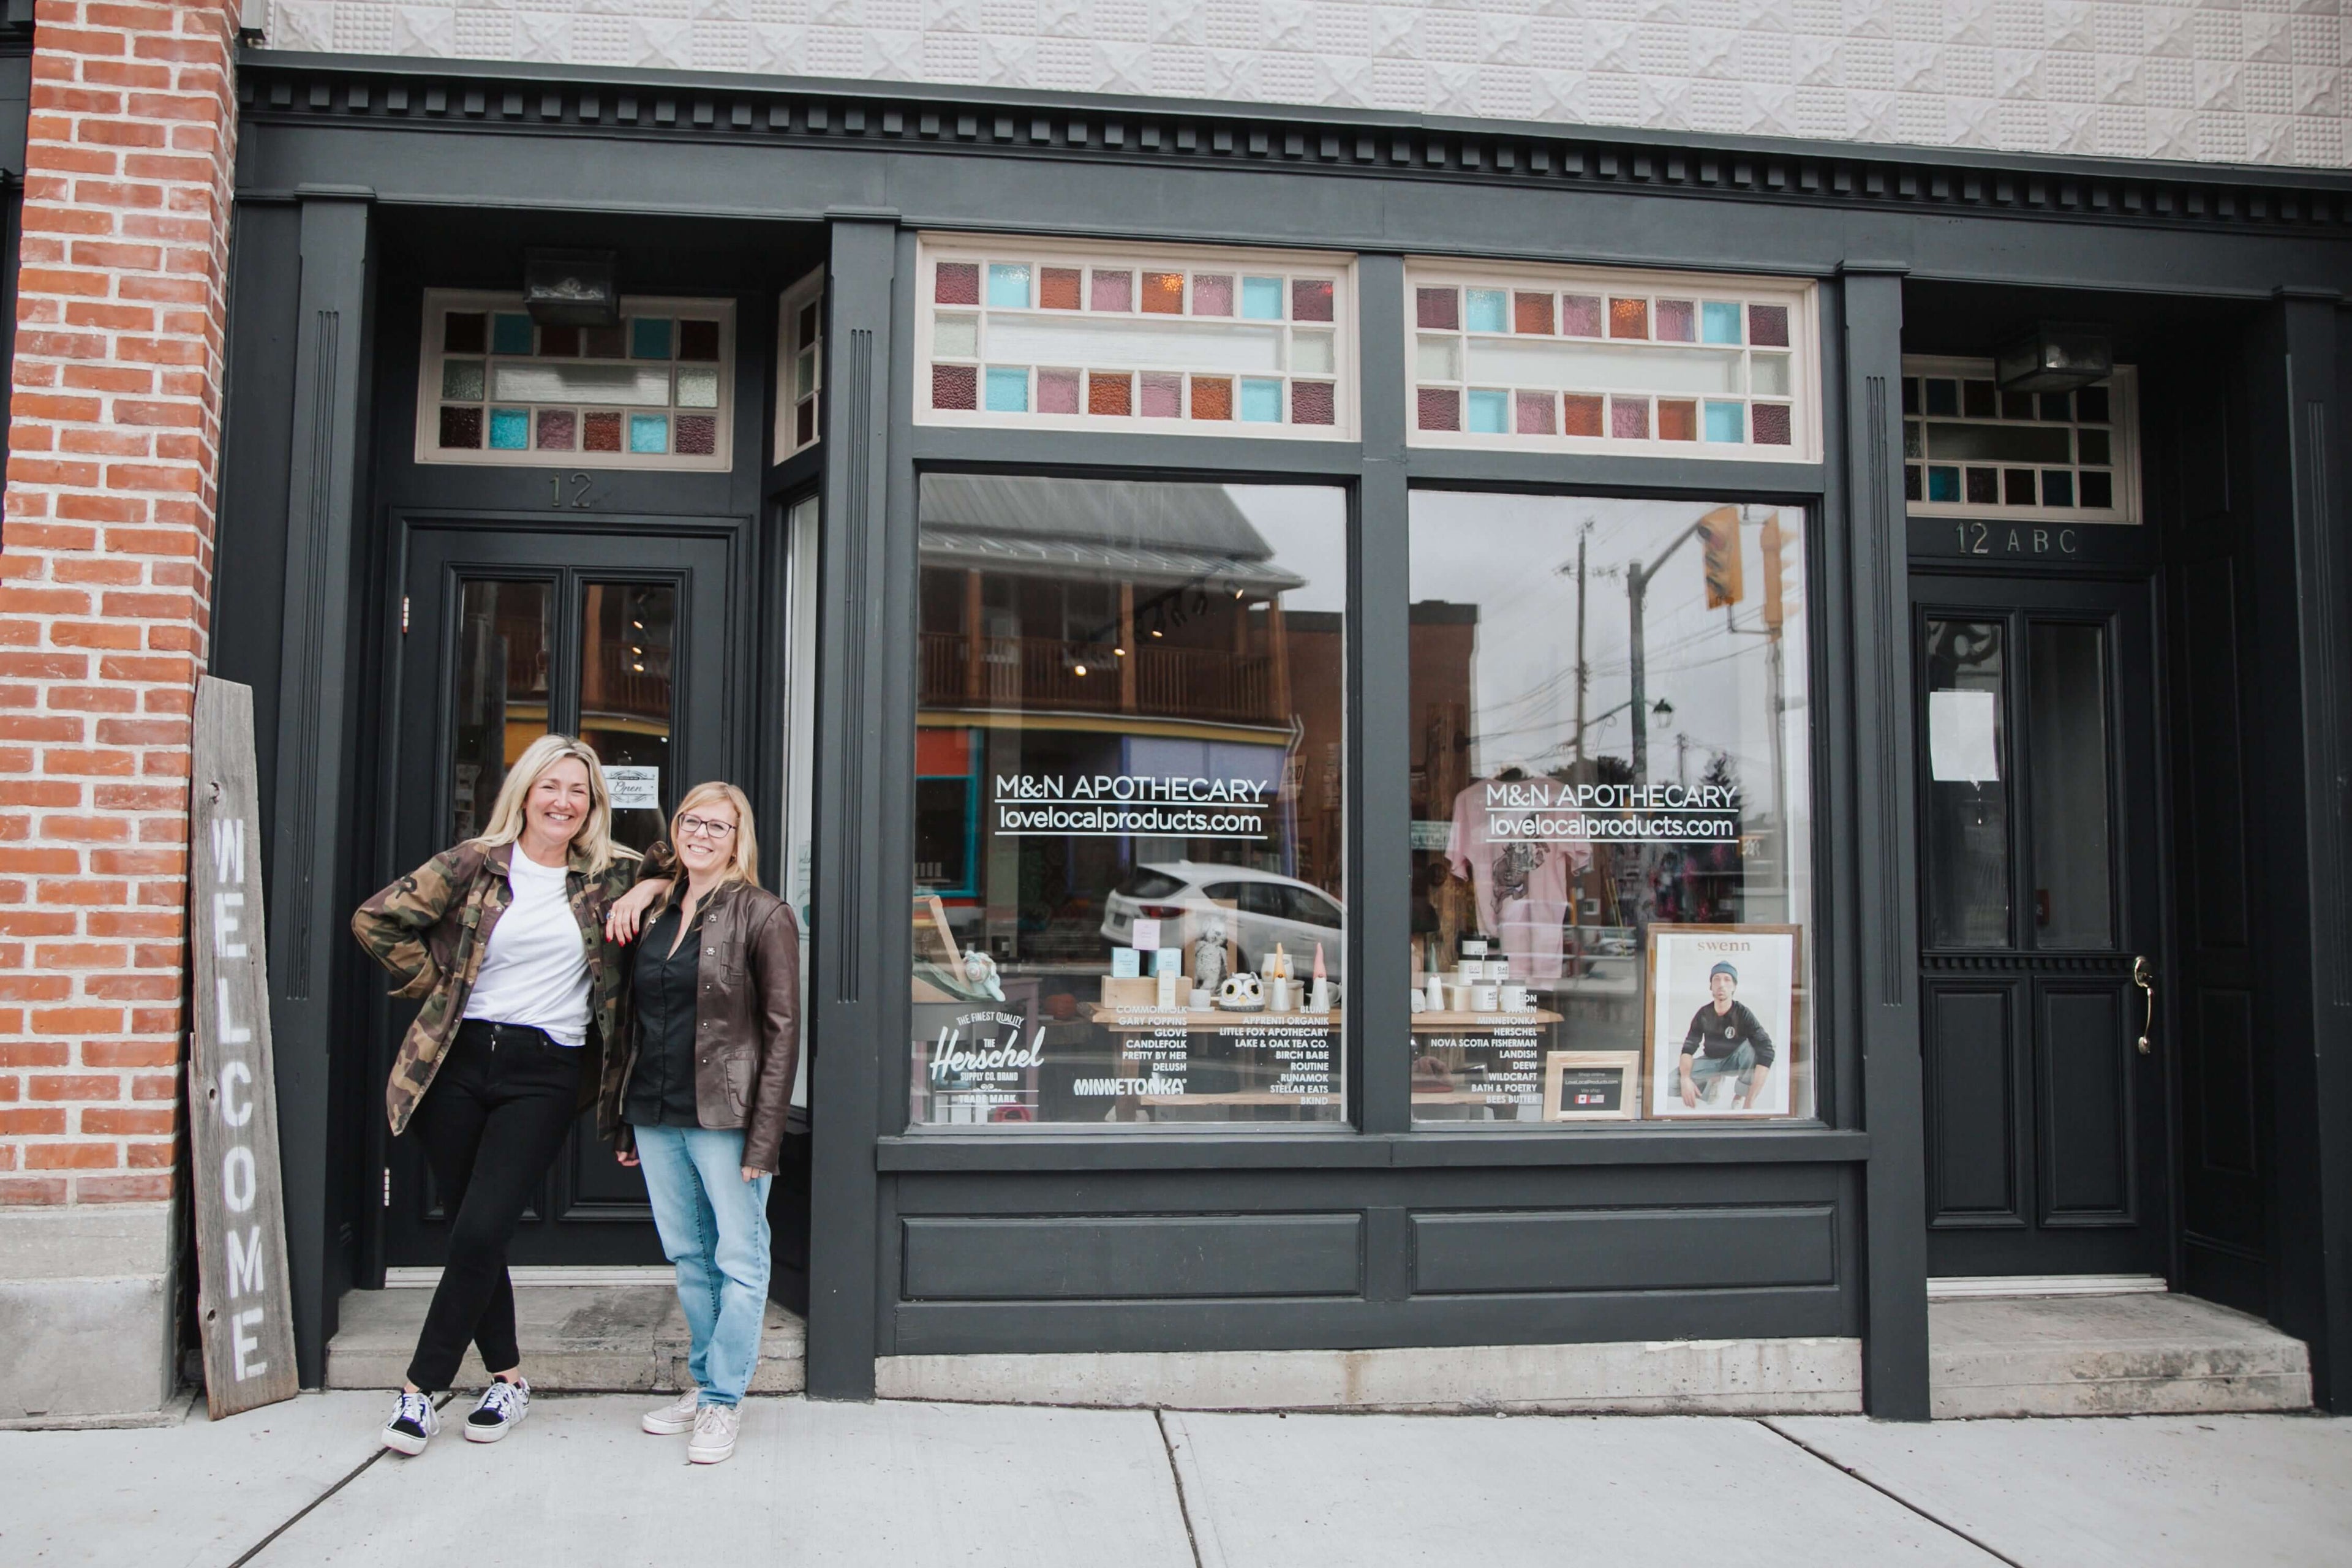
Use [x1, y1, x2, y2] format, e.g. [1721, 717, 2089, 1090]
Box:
[1757, 1417, 2022, 1568]
[1153, 1408, 1207, 1568]
[227, 1393, 451, 1567]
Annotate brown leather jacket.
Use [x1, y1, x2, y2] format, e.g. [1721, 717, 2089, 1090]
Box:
[597, 875, 802, 1173]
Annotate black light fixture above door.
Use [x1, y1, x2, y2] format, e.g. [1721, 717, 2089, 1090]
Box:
[1994, 321, 2113, 393]
[521, 249, 620, 326]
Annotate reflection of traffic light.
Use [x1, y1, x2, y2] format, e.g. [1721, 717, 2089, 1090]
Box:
[1698, 505, 1743, 608]
[1760, 511, 1787, 631]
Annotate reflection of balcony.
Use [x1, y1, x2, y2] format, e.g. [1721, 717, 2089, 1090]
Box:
[921, 633, 1281, 723]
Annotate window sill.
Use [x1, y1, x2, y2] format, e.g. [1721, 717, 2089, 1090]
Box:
[875, 1125, 1867, 1172]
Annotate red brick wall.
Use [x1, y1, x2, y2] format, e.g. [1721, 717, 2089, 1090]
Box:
[0, 2, 238, 1206]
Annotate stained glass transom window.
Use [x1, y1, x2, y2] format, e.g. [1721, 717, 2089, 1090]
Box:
[415, 290, 733, 471]
[1901, 358, 2138, 524]
[918, 236, 1354, 440]
[1406, 262, 1817, 462]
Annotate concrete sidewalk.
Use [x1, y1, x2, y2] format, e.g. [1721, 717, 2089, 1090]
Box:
[1, 1393, 2345, 1567]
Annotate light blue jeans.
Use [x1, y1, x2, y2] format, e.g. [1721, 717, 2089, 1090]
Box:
[631, 1123, 773, 1407]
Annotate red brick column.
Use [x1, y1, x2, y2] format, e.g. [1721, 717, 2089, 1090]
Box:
[0, 2, 238, 1208]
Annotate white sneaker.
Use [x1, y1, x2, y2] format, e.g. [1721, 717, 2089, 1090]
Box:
[382, 1390, 439, 1455]
[463, 1377, 530, 1443]
[643, 1387, 699, 1435]
[687, 1402, 739, 1464]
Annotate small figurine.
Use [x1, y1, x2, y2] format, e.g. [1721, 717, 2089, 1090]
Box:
[960, 948, 1005, 1001]
[1216, 972, 1265, 1011]
[1191, 918, 1228, 996]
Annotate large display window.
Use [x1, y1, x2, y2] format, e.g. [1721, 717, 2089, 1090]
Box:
[908, 474, 1348, 1128]
[1404, 492, 1815, 1126]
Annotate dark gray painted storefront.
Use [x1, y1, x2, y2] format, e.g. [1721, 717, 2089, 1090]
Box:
[211, 51, 2352, 1420]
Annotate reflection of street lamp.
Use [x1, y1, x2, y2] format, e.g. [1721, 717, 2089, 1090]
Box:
[1651, 698, 1675, 729]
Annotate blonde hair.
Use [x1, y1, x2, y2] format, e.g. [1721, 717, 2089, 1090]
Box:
[473, 733, 635, 875]
[671, 780, 759, 889]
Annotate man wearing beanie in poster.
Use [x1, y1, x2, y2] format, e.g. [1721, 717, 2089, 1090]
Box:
[1679, 960, 1775, 1110]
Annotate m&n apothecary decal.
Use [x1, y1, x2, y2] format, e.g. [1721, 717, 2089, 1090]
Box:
[917, 236, 1355, 439]
[1405, 262, 1817, 461]
[415, 292, 734, 471]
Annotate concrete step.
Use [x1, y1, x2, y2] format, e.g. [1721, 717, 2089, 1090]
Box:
[1930, 1291, 2311, 1419]
[326, 1284, 805, 1394]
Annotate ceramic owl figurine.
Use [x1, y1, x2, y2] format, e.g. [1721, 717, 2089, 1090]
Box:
[1191, 919, 1227, 995]
[961, 948, 1005, 1001]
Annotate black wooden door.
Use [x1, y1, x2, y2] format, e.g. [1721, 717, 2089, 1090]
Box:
[1914, 573, 2169, 1278]
[383, 522, 734, 1267]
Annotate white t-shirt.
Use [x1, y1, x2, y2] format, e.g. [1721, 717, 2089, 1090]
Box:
[462, 850, 592, 1046]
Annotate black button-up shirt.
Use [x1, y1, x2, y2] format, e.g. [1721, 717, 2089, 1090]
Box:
[624, 902, 705, 1128]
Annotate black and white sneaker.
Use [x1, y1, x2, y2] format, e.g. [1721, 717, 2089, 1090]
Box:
[382, 1390, 439, 1455]
[464, 1376, 530, 1442]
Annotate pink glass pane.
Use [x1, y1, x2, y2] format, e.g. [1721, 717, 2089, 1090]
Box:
[1514, 391, 1555, 434]
[1560, 295, 1603, 337]
[1292, 279, 1334, 323]
[674, 415, 717, 456]
[1091, 270, 1133, 312]
[1750, 304, 1790, 348]
[935, 262, 980, 306]
[1039, 267, 1083, 309]
[1037, 369, 1081, 414]
[1193, 274, 1234, 316]
[1611, 396, 1651, 439]
[1417, 387, 1460, 432]
[1561, 394, 1604, 437]
[1415, 287, 1458, 330]
[932, 364, 978, 410]
[535, 409, 576, 450]
[1753, 402, 1793, 444]
[1139, 372, 1182, 417]
[1292, 382, 1335, 425]
[1654, 300, 1695, 342]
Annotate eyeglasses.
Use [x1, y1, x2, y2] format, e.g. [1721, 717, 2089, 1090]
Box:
[677, 815, 737, 840]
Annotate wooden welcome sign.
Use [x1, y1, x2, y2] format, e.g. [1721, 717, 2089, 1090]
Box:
[187, 678, 298, 1418]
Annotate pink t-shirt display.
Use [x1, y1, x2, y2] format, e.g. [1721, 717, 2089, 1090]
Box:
[1446, 780, 1591, 982]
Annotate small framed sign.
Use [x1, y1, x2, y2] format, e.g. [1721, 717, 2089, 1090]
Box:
[1646, 923, 1802, 1120]
[1543, 1050, 1642, 1121]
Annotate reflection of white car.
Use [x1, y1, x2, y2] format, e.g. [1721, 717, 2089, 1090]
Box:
[1102, 861, 1345, 976]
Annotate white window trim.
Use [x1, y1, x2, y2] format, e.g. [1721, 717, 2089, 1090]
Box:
[413, 289, 736, 472]
[775, 268, 823, 461]
[1901, 356, 2141, 526]
[1403, 258, 1821, 464]
[914, 232, 1359, 442]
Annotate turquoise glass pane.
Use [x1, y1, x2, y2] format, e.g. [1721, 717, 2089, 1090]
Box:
[631, 317, 673, 360]
[628, 413, 668, 453]
[987, 265, 1031, 308]
[1238, 379, 1282, 423]
[1240, 277, 1283, 320]
[488, 407, 529, 449]
[491, 314, 534, 355]
[1703, 401, 1745, 442]
[984, 367, 1029, 412]
[1700, 301, 1743, 344]
[1466, 290, 1507, 333]
[1466, 389, 1509, 434]
[1927, 465, 1959, 502]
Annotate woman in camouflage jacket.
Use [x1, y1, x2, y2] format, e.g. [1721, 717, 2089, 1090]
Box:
[350, 733, 668, 1456]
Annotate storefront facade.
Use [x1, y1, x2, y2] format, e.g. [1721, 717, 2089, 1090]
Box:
[4, 4, 2352, 1422]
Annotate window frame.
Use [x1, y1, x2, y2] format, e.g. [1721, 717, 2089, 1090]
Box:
[1900, 356, 2141, 526]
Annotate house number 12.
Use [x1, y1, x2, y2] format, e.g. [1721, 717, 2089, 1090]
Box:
[548, 472, 598, 510]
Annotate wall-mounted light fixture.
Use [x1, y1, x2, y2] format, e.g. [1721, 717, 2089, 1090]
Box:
[522, 249, 619, 327]
[1995, 322, 2113, 393]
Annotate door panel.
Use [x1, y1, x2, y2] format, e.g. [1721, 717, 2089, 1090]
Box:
[1924, 984, 2022, 1223]
[2037, 983, 2132, 1222]
[385, 522, 737, 1267]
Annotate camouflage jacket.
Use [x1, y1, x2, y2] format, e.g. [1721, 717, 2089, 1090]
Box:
[352, 839, 666, 1136]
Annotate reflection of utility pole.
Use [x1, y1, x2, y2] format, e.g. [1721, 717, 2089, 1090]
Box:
[1675, 731, 1691, 790]
[1627, 514, 1706, 785]
[1573, 522, 1591, 767]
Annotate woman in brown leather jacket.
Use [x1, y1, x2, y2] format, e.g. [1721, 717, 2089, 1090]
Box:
[598, 781, 801, 1465]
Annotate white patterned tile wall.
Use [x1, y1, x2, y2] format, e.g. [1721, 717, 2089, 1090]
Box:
[260, 0, 2352, 170]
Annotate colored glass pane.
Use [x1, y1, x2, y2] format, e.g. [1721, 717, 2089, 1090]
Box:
[1610, 396, 1650, 439]
[1925, 380, 1960, 416]
[1417, 387, 1460, 432]
[1562, 394, 1604, 437]
[1560, 295, 1603, 337]
[1140, 373, 1182, 417]
[2041, 470, 2074, 507]
[1191, 377, 1234, 420]
[582, 324, 625, 358]
[492, 313, 535, 355]
[628, 414, 669, 453]
[442, 359, 485, 401]
[1926, 466, 1958, 501]
[675, 415, 718, 456]
[1752, 403, 1792, 445]
[2076, 385, 2111, 423]
[1038, 369, 1081, 414]
[795, 401, 816, 447]
[932, 364, 978, 410]
[1090, 270, 1132, 312]
[1905, 464, 1923, 501]
[437, 405, 483, 448]
[535, 409, 576, 450]
[1467, 389, 1508, 433]
[2001, 390, 2035, 420]
[445, 312, 487, 354]
[984, 367, 1029, 412]
[1465, 289, 1507, 333]
[1292, 279, 1334, 323]
[538, 324, 580, 358]
[488, 408, 529, 449]
[2078, 429, 2111, 465]
[1654, 300, 1696, 342]
[2038, 391, 2072, 421]
[1039, 267, 1083, 310]
[1513, 292, 1554, 334]
[1901, 379, 1921, 415]
[987, 265, 1032, 308]
[1144, 273, 1185, 314]
[933, 314, 979, 357]
[1292, 382, 1335, 426]
[1751, 353, 1791, 396]
[1749, 303, 1790, 347]
[1703, 401, 1744, 442]
[1608, 298, 1649, 340]
[1193, 275, 1234, 316]
[1088, 372, 1133, 416]
[679, 320, 721, 362]
[631, 317, 673, 360]
[1415, 287, 1458, 330]
[936, 263, 981, 305]
[1658, 399, 1698, 441]
[1240, 277, 1283, 320]
[1292, 332, 1335, 375]
[1963, 380, 1996, 418]
[1240, 379, 1283, 423]
[1966, 468, 1999, 504]
[676, 367, 720, 409]
[1514, 390, 1555, 435]
[584, 411, 623, 451]
[2004, 469, 2036, 504]
[1700, 301, 1742, 345]
[2080, 471, 2114, 508]
[797, 301, 818, 342]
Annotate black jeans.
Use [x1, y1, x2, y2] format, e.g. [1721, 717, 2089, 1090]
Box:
[403, 1019, 583, 1392]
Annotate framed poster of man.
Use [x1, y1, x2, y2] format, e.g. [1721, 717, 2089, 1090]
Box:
[1542, 1050, 1642, 1121]
[1646, 924, 1801, 1120]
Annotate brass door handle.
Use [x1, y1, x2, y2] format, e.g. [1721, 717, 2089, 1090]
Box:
[2133, 956, 2155, 1055]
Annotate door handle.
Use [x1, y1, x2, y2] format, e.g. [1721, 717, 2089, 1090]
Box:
[2132, 956, 2155, 1055]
